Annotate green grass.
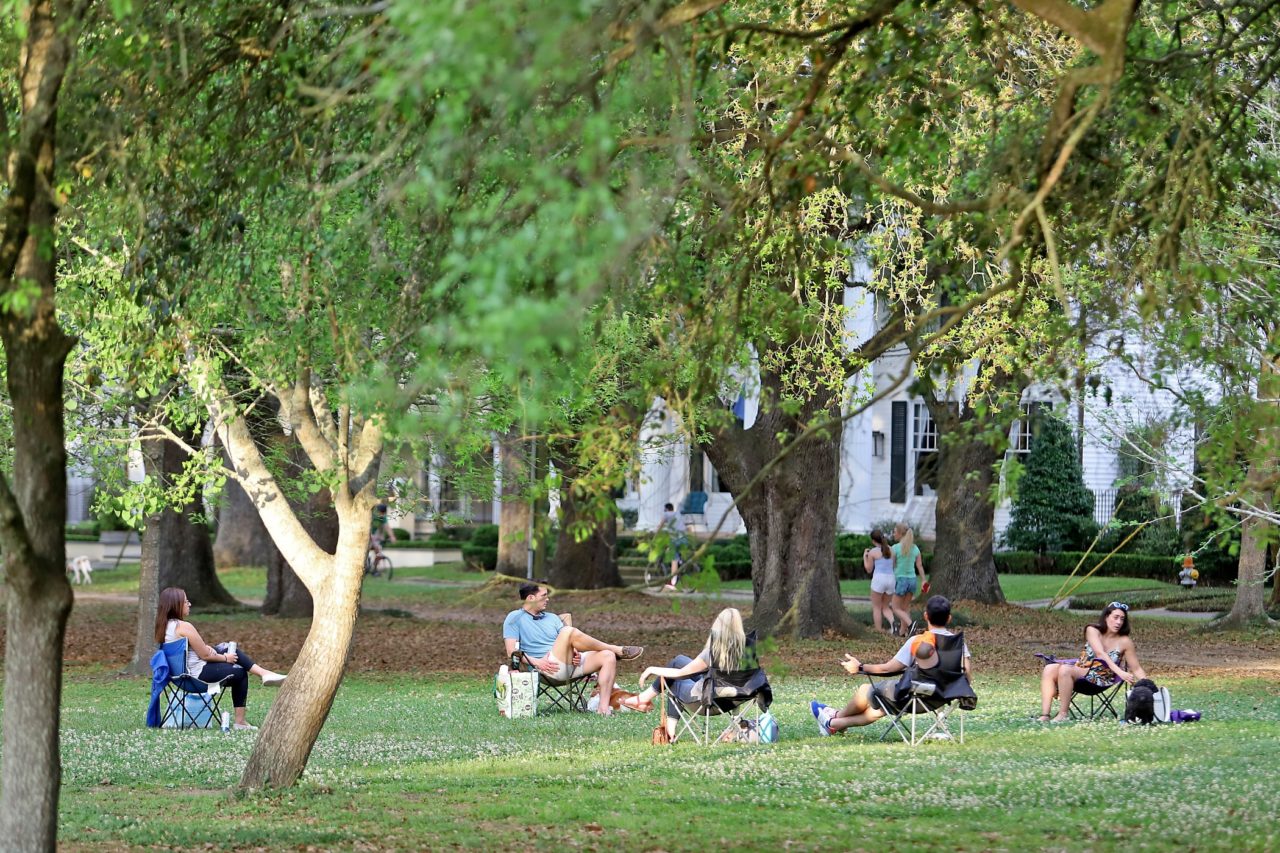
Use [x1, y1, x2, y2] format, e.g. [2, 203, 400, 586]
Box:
[81, 562, 486, 606]
[32, 671, 1280, 850]
[720, 574, 1172, 603]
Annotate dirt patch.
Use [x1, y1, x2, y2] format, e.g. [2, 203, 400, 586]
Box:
[4, 586, 1278, 680]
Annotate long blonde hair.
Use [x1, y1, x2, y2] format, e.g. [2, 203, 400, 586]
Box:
[895, 523, 914, 559]
[708, 607, 746, 671]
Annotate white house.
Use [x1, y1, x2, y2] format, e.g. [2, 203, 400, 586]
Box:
[621, 286, 1199, 542]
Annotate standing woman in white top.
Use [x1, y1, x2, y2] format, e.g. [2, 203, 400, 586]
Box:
[154, 587, 287, 731]
[863, 529, 897, 634]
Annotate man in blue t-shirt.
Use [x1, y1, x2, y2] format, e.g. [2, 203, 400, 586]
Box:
[503, 582, 644, 715]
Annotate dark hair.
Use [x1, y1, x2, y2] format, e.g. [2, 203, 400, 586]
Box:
[1089, 604, 1131, 637]
[869, 529, 891, 559]
[925, 595, 952, 626]
[154, 587, 187, 645]
[518, 582, 542, 600]
[664, 503, 674, 512]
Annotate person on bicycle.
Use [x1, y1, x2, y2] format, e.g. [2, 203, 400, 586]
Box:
[366, 501, 395, 576]
[659, 502, 687, 591]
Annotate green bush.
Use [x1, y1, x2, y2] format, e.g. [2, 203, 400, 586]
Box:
[471, 524, 499, 547]
[835, 533, 874, 578]
[991, 550, 1212, 582]
[462, 544, 497, 571]
[392, 528, 411, 542]
[1004, 416, 1098, 552]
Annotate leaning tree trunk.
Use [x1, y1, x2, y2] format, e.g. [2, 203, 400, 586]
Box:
[546, 452, 620, 589]
[240, 508, 369, 788]
[927, 400, 1006, 604]
[496, 429, 533, 575]
[705, 373, 856, 639]
[0, 5, 79, 844]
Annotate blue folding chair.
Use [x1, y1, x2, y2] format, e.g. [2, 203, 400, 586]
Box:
[155, 638, 232, 729]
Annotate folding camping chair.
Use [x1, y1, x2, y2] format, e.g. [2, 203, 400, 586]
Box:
[660, 632, 772, 745]
[156, 638, 233, 729]
[1034, 652, 1123, 721]
[511, 650, 598, 713]
[865, 631, 976, 745]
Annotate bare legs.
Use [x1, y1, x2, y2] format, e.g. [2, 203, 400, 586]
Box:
[890, 593, 912, 637]
[828, 684, 886, 733]
[1040, 663, 1086, 721]
[869, 590, 894, 633]
[551, 627, 624, 715]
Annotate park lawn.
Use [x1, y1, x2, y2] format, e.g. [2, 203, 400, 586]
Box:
[717, 575, 1173, 603]
[79, 563, 486, 606]
[44, 671, 1280, 851]
[88, 564, 1171, 606]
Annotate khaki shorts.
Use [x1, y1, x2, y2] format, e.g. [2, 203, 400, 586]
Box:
[544, 652, 588, 683]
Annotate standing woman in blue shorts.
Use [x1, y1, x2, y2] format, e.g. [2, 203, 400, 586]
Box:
[889, 523, 926, 637]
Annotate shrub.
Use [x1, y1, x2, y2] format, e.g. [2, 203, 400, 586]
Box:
[1004, 416, 1098, 552]
[991, 550, 1215, 582]
[392, 528, 411, 542]
[619, 508, 639, 530]
[835, 533, 874, 578]
[462, 544, 497, 571]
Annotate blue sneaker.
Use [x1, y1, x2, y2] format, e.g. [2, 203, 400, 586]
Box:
[810, 700, 834, 736]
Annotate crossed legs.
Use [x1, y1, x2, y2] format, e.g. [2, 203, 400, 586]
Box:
[550, 627, 624, 715]
[828, 683, 887, 733]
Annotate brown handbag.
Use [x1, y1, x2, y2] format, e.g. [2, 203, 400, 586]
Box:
[651, 678, 671, 745]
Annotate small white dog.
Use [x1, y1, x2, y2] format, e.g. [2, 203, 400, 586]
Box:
[66, 555, 94, 585]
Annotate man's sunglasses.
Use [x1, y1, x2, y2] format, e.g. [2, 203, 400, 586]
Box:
[1108, 601, 1129, 612]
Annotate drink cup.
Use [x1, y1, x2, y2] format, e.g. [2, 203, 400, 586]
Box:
[227, 642, 237, 660]
[221, 711, 231, 732]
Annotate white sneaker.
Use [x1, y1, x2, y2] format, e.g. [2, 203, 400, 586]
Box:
[262, 673, 287, 687]
[233, 722, 258, 731]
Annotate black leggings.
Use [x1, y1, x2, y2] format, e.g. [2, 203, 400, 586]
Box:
[199, 648, 257, 709]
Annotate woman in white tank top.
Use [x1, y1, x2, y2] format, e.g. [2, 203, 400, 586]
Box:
[863, 529, 896, 634]
[155, 587, 287, 730]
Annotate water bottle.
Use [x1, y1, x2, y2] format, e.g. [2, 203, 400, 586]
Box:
[227, 641, 237, 661]
[221, 711, 231, 733]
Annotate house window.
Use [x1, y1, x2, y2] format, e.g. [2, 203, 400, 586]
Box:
[1010, 402, 1042, 455]
[912, 403, 939, 496]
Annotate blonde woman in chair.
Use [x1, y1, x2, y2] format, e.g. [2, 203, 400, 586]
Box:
[620, 607, 747, 730]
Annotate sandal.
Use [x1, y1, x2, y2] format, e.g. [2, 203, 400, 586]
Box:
[619, 695, 653, 713]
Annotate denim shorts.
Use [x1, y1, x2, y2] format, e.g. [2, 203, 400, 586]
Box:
[894, 576, 918, 596]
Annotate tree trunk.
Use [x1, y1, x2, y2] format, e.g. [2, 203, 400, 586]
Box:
[213, 469, 275, 569]
[145, 423, 238, 607]
[1219, 512, 1274, 628]
[1219, 342, 1278, 628]
[263, 436, 336, 618]
[546, 455, 620, 589]
[240, 517, 366, 788]
[705, 372, 856, 638]
[496, 430, 533, 575]
[927, 400, 1006, 604]
[0, 5, 79, 844]
[128, 514, 164, 676]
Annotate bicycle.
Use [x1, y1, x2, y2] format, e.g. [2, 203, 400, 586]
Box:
[364, 543, 394, 581]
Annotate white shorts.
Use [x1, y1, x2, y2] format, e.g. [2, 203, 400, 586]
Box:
[870, 571, 896, 596]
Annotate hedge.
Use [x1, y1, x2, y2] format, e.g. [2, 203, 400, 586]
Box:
[990, 551, 1227, 582]
[461, 524, 500, 570]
